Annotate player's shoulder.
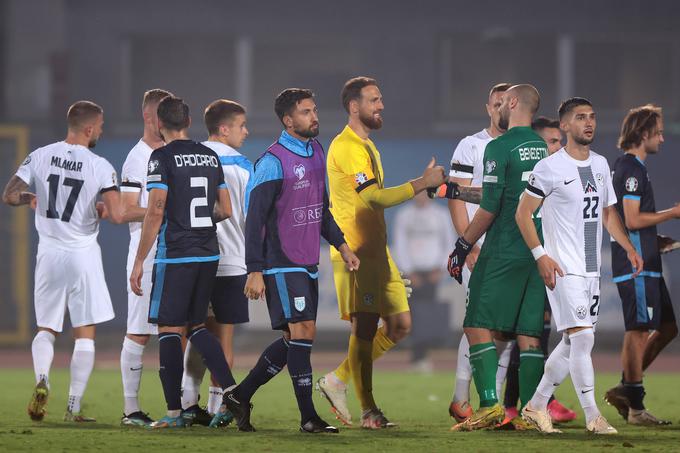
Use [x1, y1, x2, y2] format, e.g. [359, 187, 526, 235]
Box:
[612, 153, 645, 179]
[329, 126, 364, 153]
[588, 150, 611, 169]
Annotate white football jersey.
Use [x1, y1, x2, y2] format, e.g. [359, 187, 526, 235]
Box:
[15, 141, 117, 249]
[525, 148, 616, 278]
[121, 139, 156, 273]
[449, 128, 493, 244]
[202, 141, 253, 276]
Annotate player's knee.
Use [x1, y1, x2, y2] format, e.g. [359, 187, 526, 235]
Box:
[386, 319, 411, 343]
[126, 334, 150, 346]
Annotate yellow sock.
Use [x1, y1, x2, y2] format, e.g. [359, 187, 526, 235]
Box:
[348, 334, 376, 410]
[333, 327, 396, 384]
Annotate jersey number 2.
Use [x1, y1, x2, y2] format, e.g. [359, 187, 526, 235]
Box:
[190, 177, 213, 228]
[46, 174, 84, 222]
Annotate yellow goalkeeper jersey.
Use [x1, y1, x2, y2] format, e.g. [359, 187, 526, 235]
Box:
[327, 125, 387, 260]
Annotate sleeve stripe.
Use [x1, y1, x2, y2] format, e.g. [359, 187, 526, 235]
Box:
[147, 182, 168, 191]
[451, 163, 474, 173]
[623, 194, 641, 201]
[217, 183, 228, 189]
[100, 186, 119, 194]
[526, 185, 545, 198]
[121, 181, 142, 188]
[355, 178, 377, 193]
[120, 186, 141, 193]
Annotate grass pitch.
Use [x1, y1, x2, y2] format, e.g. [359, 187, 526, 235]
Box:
[1, 368, 679, 452]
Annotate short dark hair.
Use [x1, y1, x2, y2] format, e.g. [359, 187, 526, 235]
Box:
[204, 100, 246, 135]
[489, 83, 512, 98]
[274, 88, 314, 124]
[532, 116, 560, 131]
[142, 88, 172, 109]
[67, 101, 103, 130]
[157, 96, 190, 131]
[341, 76, 378, 113]
[558, 97, 593, 120]
[618, 104, 663, 151]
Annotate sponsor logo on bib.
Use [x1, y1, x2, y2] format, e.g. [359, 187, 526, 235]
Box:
[293, 163, 306, 181]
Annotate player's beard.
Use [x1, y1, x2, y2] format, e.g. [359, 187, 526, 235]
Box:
[295, 123, 319, 139]
[573, 133, 593, 146]
[359, 110, 383, 130]
[88, 137, 98, 148]
[498, 107, 510, 131]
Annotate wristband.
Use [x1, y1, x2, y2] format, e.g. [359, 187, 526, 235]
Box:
[531, 245, 546, 261]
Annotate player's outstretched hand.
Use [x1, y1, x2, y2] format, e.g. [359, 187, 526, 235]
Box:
[448, 237, 473, 284]
[537, 255, 563, 290]
[627, 250, 644, 278]
[244, 272, 266, 300]
[422, 157, 448, 188]
[130, 261, 144, 296]
[339, 243, 360, 271]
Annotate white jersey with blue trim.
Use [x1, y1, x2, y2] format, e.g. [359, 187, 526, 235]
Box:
[202, 141, 253, 276]
[525, 148, 616, 278]
[121, 139, 156, 273]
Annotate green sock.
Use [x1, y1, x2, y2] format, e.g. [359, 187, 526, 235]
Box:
[519, 347, 544, 409]
[469, 342, 498, 408]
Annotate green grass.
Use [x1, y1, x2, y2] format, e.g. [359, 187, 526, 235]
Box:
[1, 368, 679, 452]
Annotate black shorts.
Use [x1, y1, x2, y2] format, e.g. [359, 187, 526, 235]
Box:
[209, 274, 249, 324]
[616, 276, 676, 331]
[149, 260, 218, 327]
[264, 271, 318, 330]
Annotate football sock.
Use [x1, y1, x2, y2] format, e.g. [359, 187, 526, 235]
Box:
[623, 381, 645, 410]
[237, 336, 289, 402]
[334, 326, 394, 385]
[453, 334, 472, 403]
[158, 332, 184, 411]
[518, 347, 544, 409]
[32, 330, 55, 388]
[568, 329, 599, 424]
[67, 338, 95, 414]
[503, 342, 520, 408]
[187, 327, 235, 389]
[348, 334, 377, 410]
[469, 342, 498, 408]
[495, 340, 513, 397]
[541, 321, 556, 404]
[287, 339, 317, 423]
[180, 340, 206, 409]
[207, 386, 224, 415]
[121, 337, 145, 415]
[530, 335, 570, 410]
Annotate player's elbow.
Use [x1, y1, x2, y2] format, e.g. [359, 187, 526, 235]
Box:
[624, 218, 640, 231]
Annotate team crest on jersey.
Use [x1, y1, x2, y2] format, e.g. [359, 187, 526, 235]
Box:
[293, 163, 306, 181]
[576, 305, 588, 320]
[355, 172, 369, 185]
[294, 296, 306, 312]
[21, 155, 31, 166]
[485, 160, 497, 174]
[625, 177, 638, 192]
[148, 159, 159, 173]
[363, 293, 374, 306]
[596, 173, 604, 185]
[528, 173, 536, 186]
[584, 181, 597, 193]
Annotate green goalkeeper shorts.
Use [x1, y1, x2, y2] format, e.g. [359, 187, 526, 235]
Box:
[464, 257, 546, 337]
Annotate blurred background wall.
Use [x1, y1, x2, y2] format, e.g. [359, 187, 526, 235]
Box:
[1, 0, 679, 350]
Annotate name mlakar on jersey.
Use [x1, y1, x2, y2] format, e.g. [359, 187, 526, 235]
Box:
[50, 155, 83, 172]
[174, 154, 219, 168]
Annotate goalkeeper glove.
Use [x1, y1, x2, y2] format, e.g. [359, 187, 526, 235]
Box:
[447, 237, 472, 284]
[427, 182, 460, 200]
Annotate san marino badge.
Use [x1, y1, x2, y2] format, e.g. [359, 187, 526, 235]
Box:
[294, 296, 306, 312]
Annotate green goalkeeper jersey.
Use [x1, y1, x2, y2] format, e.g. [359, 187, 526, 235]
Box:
[478, 126, 547, 261]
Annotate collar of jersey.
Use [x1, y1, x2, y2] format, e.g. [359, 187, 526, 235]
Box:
[341, 124, 374, 146]
[559, 147, 592, 167]
[278, 130, 313, 157]
[202, 140, 241, 157]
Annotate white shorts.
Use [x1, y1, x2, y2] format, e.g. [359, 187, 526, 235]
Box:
[34, 243, 115, 332]
[126, 271, 157, 335]
[547, 275, 600, 332]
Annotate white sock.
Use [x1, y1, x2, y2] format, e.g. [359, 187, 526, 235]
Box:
[68, 338, 95, 414]
[568, 328, 600, 424]
[181, 340, 206, 409]
[32, 331, 55, 388]
[120, 337, 145, 415]
[453, 334, 472, 402]
[495, 340, 513, 397]
[207, 386, 224, 415]
[530, 334, 571, 410]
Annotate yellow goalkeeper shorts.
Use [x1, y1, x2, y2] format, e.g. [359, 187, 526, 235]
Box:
[332, 248, 409, 321]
